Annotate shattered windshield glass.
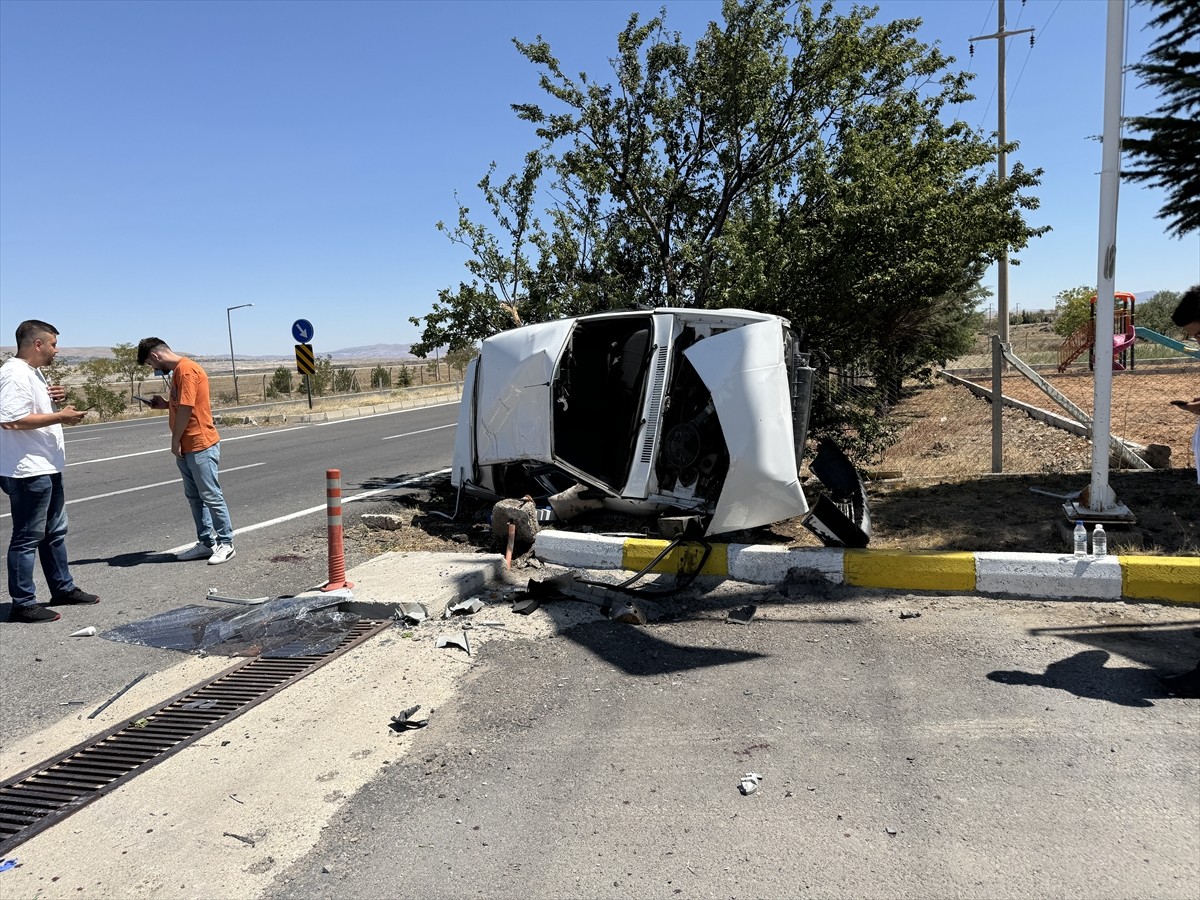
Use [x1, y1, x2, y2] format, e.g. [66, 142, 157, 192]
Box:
[101, 596, 364, 658]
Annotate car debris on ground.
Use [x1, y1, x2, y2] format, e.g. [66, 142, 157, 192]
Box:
[739, 773, 763, 795]
[435, 632, 471, 655]
[389, 704, 430, 731]
[727, 605, 757, 625]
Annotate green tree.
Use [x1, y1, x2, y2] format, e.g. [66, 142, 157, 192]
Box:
[111, 342, 150, 404]
[370, 365, 392, 389]
[446, 345, 478, 379]
[332, 366, 359, 393]
[269, 366, 293, 395]
[76, 358, 125, 419]
[1123, 0, 1200, 237]
[410, 0, 1046, 455]
[1052, 285, 1096, 338]
[395, 366, 413, 388]
[304, 355, 333, 396]
[1136, 289, 1183, 336]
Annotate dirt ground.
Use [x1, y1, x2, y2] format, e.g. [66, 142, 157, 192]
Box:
[876, 372, 1198, 480]
[972, 368, 1198, 458]
[346, 465, 1199, 564]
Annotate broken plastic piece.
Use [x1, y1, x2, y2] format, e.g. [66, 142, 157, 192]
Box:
[398, 601, 430, 624]
[445, 597, 486, 618]
[727, 605, 757, 625]
[436, 632, 471, 655]
[206, 588, 271, 605]
[512, 597, 542, 615]
[801, 440, 872, 548]
[390, 704, 430, 731]
[69, 626, 97, 637]
[739, 772, 763, 795]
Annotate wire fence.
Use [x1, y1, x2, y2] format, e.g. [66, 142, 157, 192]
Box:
[121, 361, 462, 409]
[819, 328, 1199, 481]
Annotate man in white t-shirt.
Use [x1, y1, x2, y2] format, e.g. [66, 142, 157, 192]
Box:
[0, 319, 98, 623]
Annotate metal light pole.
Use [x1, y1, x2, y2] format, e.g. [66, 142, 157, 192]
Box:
[226, 303, 254, 404]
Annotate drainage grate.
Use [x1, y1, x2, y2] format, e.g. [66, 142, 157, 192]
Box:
[0, 618, 391, 854]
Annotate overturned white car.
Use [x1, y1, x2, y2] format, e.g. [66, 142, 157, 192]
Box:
[451, 307, 868, 542]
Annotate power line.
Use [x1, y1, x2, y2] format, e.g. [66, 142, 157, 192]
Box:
[1010, 0, 1064, 107]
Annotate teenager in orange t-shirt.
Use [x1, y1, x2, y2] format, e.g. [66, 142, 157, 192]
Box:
[137, 337, 236, 565]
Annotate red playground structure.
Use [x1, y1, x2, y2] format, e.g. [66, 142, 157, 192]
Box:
[1057, 291, 1137, 373]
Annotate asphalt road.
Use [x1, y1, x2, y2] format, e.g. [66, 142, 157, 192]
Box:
[265, 586, 1200, 900]
[0, 401, 460, 743]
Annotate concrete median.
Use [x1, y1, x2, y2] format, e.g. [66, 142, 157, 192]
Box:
[533, 529, 1200, 606]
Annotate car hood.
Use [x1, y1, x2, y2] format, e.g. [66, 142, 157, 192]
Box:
[683, 319, 809, 534]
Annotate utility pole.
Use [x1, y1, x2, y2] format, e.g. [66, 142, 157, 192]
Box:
[972, 0, 1035, 348]
[972, 0, 1033, 472]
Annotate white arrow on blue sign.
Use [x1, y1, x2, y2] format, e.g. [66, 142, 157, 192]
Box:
[292, 319, 314, 343]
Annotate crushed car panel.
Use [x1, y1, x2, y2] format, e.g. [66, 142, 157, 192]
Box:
[452, 307, 868, 541]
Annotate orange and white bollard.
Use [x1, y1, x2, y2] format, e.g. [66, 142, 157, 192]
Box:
[321, 468, 354, 591]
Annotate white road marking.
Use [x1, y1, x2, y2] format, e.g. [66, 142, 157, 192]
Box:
[163, 469, 452, 553]
[66, 427, 308, 466]
[66, 400, 461, 466]
[0, 464, 267, 519]
[380, 423, 457, 441]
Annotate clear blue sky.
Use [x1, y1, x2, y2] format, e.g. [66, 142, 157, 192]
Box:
[1, 0, 1196, 356]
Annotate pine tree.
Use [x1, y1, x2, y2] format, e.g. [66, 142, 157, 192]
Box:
[1123, 0, 1200, 237]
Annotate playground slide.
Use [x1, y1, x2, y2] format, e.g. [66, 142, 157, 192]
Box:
[1110, 325, 1136, 369]
[1134, 326, 1200, 359]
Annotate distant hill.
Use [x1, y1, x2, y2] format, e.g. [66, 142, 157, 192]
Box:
[1, 343, 419, 363]
[0, 346, 118, 364]
[328, 343, 416, 360]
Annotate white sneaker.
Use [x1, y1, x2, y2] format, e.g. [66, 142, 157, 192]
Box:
[177, 543, 213, 561]
[208, 544, 236, 565]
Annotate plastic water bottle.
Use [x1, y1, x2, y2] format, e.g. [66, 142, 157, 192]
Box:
[1092, 523, 1107, 558]
[1073, 520, 1088, 557]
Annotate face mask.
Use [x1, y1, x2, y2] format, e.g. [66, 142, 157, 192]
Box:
[154, 369, 169, 377]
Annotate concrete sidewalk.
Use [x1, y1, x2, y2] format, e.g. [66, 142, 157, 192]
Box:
[534, 530, 1200, 606]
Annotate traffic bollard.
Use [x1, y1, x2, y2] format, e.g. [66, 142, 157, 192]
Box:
[322, 468, 354, 591]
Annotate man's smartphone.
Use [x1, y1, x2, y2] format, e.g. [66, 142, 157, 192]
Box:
[1170, 399, 1190, 408]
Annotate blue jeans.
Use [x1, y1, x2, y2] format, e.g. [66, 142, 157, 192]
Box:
[1, 473, 76, 606]
[176, 442, 234, 547]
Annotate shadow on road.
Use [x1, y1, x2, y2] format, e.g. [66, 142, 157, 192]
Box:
[71, 551, 178, 568]
[987, 649, 1168, 708]
[563, 619, 765, 677]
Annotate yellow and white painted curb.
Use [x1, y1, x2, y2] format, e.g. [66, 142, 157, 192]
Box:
[532, 530, 1200, 606]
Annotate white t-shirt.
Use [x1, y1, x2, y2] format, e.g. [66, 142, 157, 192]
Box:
[0, 357, 66, 478]
[1193, 420, 1200, 485]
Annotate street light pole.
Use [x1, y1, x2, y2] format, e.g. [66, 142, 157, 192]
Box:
[226, 303, 254, 405]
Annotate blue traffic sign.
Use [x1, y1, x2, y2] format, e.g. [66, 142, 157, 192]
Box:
[292, 319, 314, 343]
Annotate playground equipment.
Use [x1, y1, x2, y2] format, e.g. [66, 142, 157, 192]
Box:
[1134, 326, 1200, 359]
[1057, 291, 1137, 373]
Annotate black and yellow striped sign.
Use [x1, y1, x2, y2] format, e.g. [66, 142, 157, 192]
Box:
[295, 342, 316, 375]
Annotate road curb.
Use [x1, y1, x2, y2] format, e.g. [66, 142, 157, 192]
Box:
[532, 529, 1200, 606]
